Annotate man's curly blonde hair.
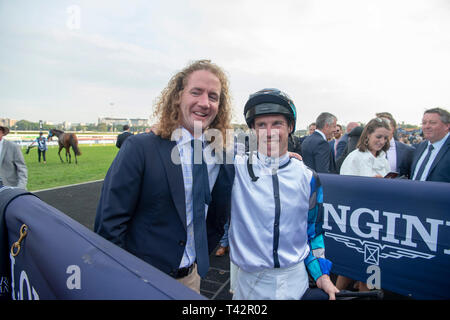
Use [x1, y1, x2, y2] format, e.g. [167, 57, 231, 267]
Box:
[153, 59, 232, 146]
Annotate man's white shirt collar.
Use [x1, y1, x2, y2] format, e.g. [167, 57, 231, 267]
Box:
[428, 132, 449, 150]
[315, 129, 327, 141]
[174, 126, 219, 165]
[389, 137, 396, 149]
[174, 126, 206, 146]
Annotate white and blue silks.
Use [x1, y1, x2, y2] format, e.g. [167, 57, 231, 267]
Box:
[229, 152, 331, 299]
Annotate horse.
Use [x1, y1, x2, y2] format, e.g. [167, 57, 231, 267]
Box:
[47, 129, 82, 164]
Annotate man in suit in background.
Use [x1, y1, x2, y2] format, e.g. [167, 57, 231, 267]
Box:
[335, 122, 359, 160]
[115, 124, 133, 149]
[335, 125, 364, 173]
[329, 124, 343, 158]
[376, 112, 415, 178]
[288, 134, 302, 155]
[298, 122, 316, 147]
[0, 126, 27, 189]
[302, 112, 338, 173]
[95, 60, 234, 293]
[411, 107, 449, 182]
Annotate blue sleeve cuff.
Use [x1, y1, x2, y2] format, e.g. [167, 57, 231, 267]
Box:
[306, 257, 332, 281]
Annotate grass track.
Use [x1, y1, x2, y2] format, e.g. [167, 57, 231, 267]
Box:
[22, 144, 118, 191]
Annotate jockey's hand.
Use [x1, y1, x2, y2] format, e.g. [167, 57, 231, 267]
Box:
[316, 274, 339, 300]
[288, 152, 302, 161]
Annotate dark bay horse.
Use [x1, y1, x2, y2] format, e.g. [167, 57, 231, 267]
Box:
[47, 129, 82, 164]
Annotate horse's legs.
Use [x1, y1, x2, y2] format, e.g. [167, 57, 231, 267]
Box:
[58, 146, 64, 163]
[66, 147, 71, 163]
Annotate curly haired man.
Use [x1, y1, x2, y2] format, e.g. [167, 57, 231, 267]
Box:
[95, 60, 234, 293]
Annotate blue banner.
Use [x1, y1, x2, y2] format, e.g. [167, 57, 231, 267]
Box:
[0, 187, 204, 300]
[319, 174, 450, 300]
[1, 175, 449, 300]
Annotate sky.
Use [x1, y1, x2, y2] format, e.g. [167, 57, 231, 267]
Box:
[1, 0, 449, 130]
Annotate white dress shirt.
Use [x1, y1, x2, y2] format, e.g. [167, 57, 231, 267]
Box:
[174, 127, 220, 268]
[412, 132, 450, 181]
[386, 137, 397, 172]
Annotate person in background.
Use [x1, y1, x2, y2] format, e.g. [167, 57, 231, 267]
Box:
[288, 134, 302, 155]
[335, 122, 359, 160]
[376, 112, 414, 178]
[308, 122, 317, 135]
[116, 125, 133, 149]
[27, 131, 48, 163]
[215, 219, 229, 257]
[0, 126, 28, 189]
[329, 124, 343, 158]
[301, 113, 338, 173]
[335, 125, 363, 173]
[340, 118, 391, 178]
[298, 122, 316, 146]
[410, 107, 449, 182]
[337, 117, 391, 291]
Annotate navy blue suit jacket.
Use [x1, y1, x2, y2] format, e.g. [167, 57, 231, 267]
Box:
[335, 133, 349, 160]
[115, 131, 133, 148]
[410, 135, 450, 183]
[302, 131, 337, 173]
[95, 133, 234, 277]
[329, 139, 336, 155]
[394, 140, 414, 178]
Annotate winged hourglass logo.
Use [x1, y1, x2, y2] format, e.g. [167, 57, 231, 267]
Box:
[324, 232, 435, 265]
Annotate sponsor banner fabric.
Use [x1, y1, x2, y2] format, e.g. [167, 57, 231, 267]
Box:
[319, 173, 450, 300]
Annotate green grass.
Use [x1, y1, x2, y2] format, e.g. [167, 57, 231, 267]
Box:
[22, 144, 119, 191]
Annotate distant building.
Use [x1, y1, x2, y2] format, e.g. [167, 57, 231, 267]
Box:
[98, 117, 150, 127]
[63, 121, 71, 130]
[98, 117, 129, 126]
[129, 118, 150, 127]
[0, 118, 18, 127]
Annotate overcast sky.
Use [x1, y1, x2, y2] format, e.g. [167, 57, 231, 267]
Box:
[1, 0, 449, 129]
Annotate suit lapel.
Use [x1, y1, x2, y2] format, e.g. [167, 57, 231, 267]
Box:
[427, 135, 450, 179]
[411, 142, 427, 174]
[0, 141, 7, 166]
[395, 141, 403, 170]
[395, 141, 400, 162]
[155, 136, 187, 230]
[329, 148, 336, 173]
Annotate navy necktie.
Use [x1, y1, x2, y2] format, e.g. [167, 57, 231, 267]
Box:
[414, 144, 434, 181]
[191, 139, 211, 278]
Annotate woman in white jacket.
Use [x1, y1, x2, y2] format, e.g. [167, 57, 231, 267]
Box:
[337, 117, 391, 291]
[340, 118, 391, 178]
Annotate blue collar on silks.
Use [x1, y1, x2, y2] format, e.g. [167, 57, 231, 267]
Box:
[247, 151, 291, 182]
